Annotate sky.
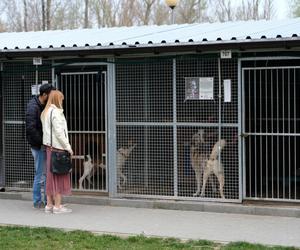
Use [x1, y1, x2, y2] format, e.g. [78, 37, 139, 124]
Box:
[231, 0, 290, 19]
[273, 0, 290, 19]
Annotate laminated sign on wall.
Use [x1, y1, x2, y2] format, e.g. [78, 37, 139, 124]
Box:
[199, 77, 214, 100]
[185, 77, 200, 100]
[185, 77, 214, 100]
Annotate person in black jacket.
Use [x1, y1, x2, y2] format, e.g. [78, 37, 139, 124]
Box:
[26, 83, 55, 209]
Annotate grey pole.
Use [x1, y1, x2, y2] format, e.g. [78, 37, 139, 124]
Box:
[171, 7, 175, 24]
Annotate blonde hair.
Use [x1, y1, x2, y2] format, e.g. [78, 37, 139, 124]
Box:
[41, 90, 64, 118]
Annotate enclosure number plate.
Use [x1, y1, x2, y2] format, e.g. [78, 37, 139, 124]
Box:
[220, 50, 232, 59]
[33, 57, 42, 65]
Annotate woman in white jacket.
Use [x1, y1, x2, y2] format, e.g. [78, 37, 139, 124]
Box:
[41, 90, 73, 214]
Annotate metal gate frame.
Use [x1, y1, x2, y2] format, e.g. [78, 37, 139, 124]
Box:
[240, 56, 300, 202]
[53, 62, 112, 193]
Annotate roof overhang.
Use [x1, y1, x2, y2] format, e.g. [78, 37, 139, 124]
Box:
[1, 38, 300, 59]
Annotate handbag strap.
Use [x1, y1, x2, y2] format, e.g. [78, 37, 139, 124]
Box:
[50, 109, 53, 149]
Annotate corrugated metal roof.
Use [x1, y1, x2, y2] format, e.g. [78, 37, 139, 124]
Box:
[0, 18, 299, 50]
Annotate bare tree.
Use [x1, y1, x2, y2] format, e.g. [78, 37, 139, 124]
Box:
[291, 0, 300, 17]
[136, 0, 157, 25]
[41, 0, 45, 30]
[263, 0, 274, 20]
[152, 1, 169, 25]
[46, 0, 51, 29]
[118, 0, 137, 26]
[177, 0, 209, 24]
[235, 0, 274, 20]
[84, 0, 89, 28]
[90, 0, 121, 27]
[2, 0, 23, 32]
[236, 0, 255, 20]
[23, 0, 28, 31]
[0, 20, 6, 32]
[51, 0, 82, 30]
[90, 0, 103, 27]
[212, 0, 234, 22]
[28, 0, 43, 31]
[0, 0, 280, 33]
[253, 0, 260, 20]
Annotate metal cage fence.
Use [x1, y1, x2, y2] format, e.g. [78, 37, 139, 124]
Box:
[1, 55, 299, 203]
[2, 62, 52, 188]
[116, 125, 174, 196]
[0, 71, 3, 187]
[116, 60, 173, 123]
[115, 57, 240, 201]
[177, 127, 239, 199]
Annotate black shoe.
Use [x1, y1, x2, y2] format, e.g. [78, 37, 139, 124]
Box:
[0, 187, 5, 192]
[33, 201, 45, 209]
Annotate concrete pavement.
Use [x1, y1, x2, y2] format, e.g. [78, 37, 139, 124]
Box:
[0, 198, 300, 248]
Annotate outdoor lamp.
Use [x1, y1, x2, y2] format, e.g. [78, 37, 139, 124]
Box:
[165, 0, 178, 24]
[165, 0, 178, 9]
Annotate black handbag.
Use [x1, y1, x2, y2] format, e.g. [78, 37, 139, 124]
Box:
[49, 110, 72, 175]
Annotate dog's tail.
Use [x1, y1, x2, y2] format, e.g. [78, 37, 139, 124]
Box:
[209, 139, 226, 160]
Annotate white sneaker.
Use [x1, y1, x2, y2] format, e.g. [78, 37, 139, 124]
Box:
[53, 206, 72, 214]
[45, 205, 53, 213]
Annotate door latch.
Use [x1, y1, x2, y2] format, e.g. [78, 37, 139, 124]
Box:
[240, 133, 249, 138]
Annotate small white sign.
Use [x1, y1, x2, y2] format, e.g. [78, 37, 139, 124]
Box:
[42, 80, 48, 84]
[220, 50, 232, 59]
[31, 84, 41, 96]
[199, 77, 214, 100]
[33, 57, 42, 65]
[223, 79, 231, 102]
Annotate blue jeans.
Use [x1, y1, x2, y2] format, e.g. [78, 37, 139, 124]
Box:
[31, 147, 46, 206]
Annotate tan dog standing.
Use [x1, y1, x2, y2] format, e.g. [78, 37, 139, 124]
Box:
[200, 139, 226, 199]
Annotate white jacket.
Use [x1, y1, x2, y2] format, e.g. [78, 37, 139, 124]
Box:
[41, 104, 72, 152]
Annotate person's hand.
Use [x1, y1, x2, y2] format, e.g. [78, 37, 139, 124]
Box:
[68, 149, 74, 156]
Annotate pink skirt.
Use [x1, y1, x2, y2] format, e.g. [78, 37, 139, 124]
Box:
[46, 146, 72, 196]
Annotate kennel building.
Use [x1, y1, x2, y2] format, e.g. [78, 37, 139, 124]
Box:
[0, 18, 299, 203]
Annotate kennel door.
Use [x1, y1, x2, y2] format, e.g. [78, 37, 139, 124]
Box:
[243, 66, 300, 201]
[56, 71, 107, 192]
